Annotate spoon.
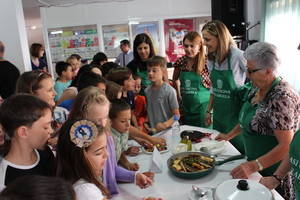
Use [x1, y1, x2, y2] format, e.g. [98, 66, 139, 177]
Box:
[192, 185, 207, 197]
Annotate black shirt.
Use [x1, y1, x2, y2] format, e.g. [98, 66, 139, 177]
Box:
[0, 60, 20, 99]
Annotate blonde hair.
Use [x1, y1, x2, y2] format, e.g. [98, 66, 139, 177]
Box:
[202, 20, 236, 64]
[183, 31, 206, 75]
[68, 86, 110, 130]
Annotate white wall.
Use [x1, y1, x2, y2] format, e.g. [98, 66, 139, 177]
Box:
[0, 0, 31, 73]
[245, 0, 262, 41]
[42, 0, 211, 28]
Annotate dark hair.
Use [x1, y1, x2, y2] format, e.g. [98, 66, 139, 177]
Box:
[133, 74, 141, 80]
[77, 71, 106, 92]
[30, 43, 43, 58]
[55, 61, 71, 76]
[109, 99, 131, 119]
[0, 175, 75, 200]
[70, 54, 81, 60]
[106, 67, 132, 86]
[133, 33, 155, 61]
[56, 119, 109, 197]
[100, 62, 120, 77]
[91, 52, 107, 66]
[0, 41, 4, 53]
[15, 70, 52, 94]
[66, 55, 78, 63]
[69, 64, 96, 87]
[0, 94, 51, 140]
[147, 56, 167, 68]
[105, 81, 122, 101]
[120, 39, 130, 46]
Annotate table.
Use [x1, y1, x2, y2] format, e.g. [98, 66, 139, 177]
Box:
[112, 125, 284, 200]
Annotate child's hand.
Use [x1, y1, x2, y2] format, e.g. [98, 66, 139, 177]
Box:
[149, 137, 166, 146]
[126, 146, 140, 156]
[136, 173, 153, 189]
[142, 171, 155, 180]
[155, 122, 168, 132]
[126, 162, 139, 171]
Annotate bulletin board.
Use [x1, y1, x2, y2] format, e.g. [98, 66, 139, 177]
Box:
[102, 24, 130, 58]
[131, 21, 160, 55]
[48, 25, 100, 62]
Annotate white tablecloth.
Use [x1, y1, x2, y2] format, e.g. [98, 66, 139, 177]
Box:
[112, 125, 284, 200]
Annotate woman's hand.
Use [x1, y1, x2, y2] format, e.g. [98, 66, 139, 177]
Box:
[215, 133, 230, 141]
[125, 146, 140, 156]
[136, 173, 153, 189]
[259, 176, 280, 190]
[231, 161, 258, 179]
[204, 113, 212, 126]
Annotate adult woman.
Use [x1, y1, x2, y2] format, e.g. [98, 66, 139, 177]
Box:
[260, 129, 300, 199]
[217, 42, 300, 198]
[127, 33, 155, 95]
[173, 31, 211, 127]
[202, 20, 247, 153]
[30, 43, 47, 71]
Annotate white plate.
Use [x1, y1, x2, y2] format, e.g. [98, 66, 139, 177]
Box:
[193, 140, 226, 155]
[141, 146, 169, 154]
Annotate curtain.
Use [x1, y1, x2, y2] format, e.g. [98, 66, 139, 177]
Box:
[263, 0, 300, 93]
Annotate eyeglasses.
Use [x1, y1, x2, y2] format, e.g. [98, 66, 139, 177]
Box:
[247, 68, 264, 74]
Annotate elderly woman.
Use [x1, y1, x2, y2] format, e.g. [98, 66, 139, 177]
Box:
[216, 42, 300, 198]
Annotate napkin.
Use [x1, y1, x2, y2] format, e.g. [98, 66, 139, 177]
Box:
[149, 146, 163, 173]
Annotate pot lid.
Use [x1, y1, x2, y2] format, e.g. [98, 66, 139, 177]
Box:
[214, 179, 273, 200]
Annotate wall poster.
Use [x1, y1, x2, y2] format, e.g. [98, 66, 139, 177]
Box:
[102, 24, 129, 58]
[131, 22, 160, 54]
[48, 25, 99, 62]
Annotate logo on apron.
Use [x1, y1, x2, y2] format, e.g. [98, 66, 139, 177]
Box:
[185, 79, 191, 88]
[217, 79, 223, 89]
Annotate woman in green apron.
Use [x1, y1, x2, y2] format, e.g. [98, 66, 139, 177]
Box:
[260, 130, 300, 199]
[217, 42, 299, 199]
[127, 33, 155, 96]
[173, 31, 211, 127]
[202, 20, 247, 153]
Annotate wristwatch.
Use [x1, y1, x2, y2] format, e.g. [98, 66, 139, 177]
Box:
[272, 174, 283, 184]
[255, 159, 264, 171]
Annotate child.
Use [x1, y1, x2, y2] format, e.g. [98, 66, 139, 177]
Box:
[54, 61, 73, 101]
[56, 119, 109, 200]
[133, 75, 147, 132]
[145, 56, 180, 132]
[105, 81, 122, 102]
[106, 68, 139, 128]
[0, 175, 76, 200]
[69, 86, 153, 195]
[67, 55, 81, 79]
[109, 99, 140, 171]
[0, 94, 56, 190]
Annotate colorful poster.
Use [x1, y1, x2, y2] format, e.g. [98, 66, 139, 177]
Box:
[102, 24, 129, 58]
[48, 25, 99, 62]
[164, 19, 195, 63]
[132, 22, 160, 54]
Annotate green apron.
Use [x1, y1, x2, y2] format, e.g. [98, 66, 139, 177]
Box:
[179, 71, 210, 127]
[290, 129, 300, 199]
[211, 56, 245, 153]
[136, 67, 151, 96]
[239, 77, 281, 176]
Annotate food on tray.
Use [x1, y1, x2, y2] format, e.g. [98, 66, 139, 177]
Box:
[171, 154, 213, 173]
[180, 130, 211, 143]
[143, 143, 168, 152]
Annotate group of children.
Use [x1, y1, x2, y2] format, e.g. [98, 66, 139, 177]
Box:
[0, 51, 178, 200]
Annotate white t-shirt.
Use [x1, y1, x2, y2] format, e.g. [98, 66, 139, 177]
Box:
[73, 179, 104, 200]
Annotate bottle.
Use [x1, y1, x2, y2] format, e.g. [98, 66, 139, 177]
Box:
[186, 136, 192, 151]
[171, 115, 180, 152]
